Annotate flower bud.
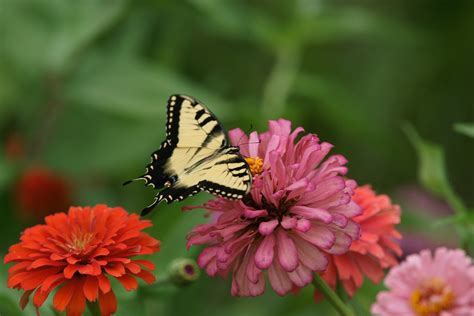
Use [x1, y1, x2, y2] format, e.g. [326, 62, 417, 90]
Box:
[168, 258, 200, 286]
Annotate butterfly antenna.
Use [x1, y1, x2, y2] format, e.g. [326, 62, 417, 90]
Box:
[237, 124, 254, 146]
[239, 140, 261, 146]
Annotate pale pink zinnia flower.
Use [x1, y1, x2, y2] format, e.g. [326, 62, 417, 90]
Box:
[371, 248, 474, 316]
[318, 185, 402, 298]
[186, 119, 361, 296]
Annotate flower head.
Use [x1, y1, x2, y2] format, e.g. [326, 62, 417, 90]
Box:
[318, 185, 402, 298]
[15, 167, 72, 219]
[4, 205, 160, 316]
[186, 119, 361, 296]
[371, 248, 474, 316]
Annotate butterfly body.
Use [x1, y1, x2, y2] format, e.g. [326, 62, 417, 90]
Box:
[126, 95, 252, 216]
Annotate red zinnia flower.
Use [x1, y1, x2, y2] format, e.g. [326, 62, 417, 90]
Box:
[317, 185, 402, 299]
[15, 167, 72, 219]
[4, 205, 160, 316]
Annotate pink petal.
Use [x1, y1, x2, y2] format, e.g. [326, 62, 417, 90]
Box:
[254, 234, 275, 269]
[229, 128, 248, 147]
[268, 260, 293, 296]
[295, 219, 311, 232]
[281, 216, 297, 230]
[325, 231, 352, 255]
[243, 209, 268, 219]
[288, 264, 313, 287]
[331, 201, 361, 218]
[248, 132, 260, 157]
[292, 235, 328, 271]
[297, 225, 335, 249]
[290, 206, 333, 223]
[276, 230, 298, 272]
[258, 220, 279, 236]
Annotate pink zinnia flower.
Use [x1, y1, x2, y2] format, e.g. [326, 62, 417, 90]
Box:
[318, 185, 402, 298]
[186, 119, 361, 296]
[371, 248, 474, 316]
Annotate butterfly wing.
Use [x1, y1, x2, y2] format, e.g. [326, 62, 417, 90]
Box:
[125, 94, 227, 188]
[125, 94, 252, 216]
[142, 147, 252, 215]
[166, 94, 227, 149]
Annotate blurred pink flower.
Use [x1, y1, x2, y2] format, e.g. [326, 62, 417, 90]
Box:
[186, 119, 361, 296]
[318, 185, 402, 298]
[371, 248, 474, 316]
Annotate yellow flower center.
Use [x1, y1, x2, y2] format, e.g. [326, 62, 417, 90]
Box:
[69, 232, 94, 252]
[410, 277, 455, 316]
[245, 157, 263, 176]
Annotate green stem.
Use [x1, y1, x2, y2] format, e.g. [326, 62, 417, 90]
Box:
[86, 300, 101, 316]
[313, 274, 356, 316]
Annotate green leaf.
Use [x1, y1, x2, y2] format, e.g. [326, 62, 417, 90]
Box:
[1, 0, 127, 75]
[403, 124, 451, 197]
[454, 123, 474, 138]
[45, 0, 128, 73]
[403, 124, 467, 215]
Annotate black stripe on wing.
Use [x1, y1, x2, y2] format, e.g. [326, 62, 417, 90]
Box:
[197, 180, 247, 200]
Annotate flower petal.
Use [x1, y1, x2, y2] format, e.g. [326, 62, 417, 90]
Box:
[254, 234, 275, 269]
[99, 290, 117, 316]
[276, 230, 298, 272]
[258, 220, 279, 236]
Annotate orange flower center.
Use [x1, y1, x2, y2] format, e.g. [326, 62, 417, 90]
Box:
[410, 277, 455, 316]
[68, 232, 94, 253]
[245, 157, 263, 176]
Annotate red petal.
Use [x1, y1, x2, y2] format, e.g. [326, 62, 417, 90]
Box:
[78, 261, 101, 276]
[20, 290, 33, 310]
[21, 267, 63, 290]
[104, 263, 125, 277]
[116, 274, 138, 291]
[125, 262, 141, 274]
[99, 290, 117, 316]
[29, 258, 65, 269]
[135, 270, 156, 285]
[53, 281, 76, 312]
[9, 261, 30, 274]
[41, 273, 64, 292]
[98, 274, 111, 293]
[66, 285, 86, 316]
[33, 289, 49, 307]
[64, 265, 80, 279]
[134, 260, 155, 271]
[83, 276, 99, 301]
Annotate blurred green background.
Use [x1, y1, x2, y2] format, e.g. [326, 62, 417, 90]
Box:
[1, 0, 473, 315]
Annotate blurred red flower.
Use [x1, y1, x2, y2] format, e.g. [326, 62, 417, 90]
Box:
[15, 167, 72, 219]
[317, 185, 402, 299]
[4, 205, 160, 316]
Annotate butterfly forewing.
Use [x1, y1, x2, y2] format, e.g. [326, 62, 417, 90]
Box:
[166, 95, 227, 149]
